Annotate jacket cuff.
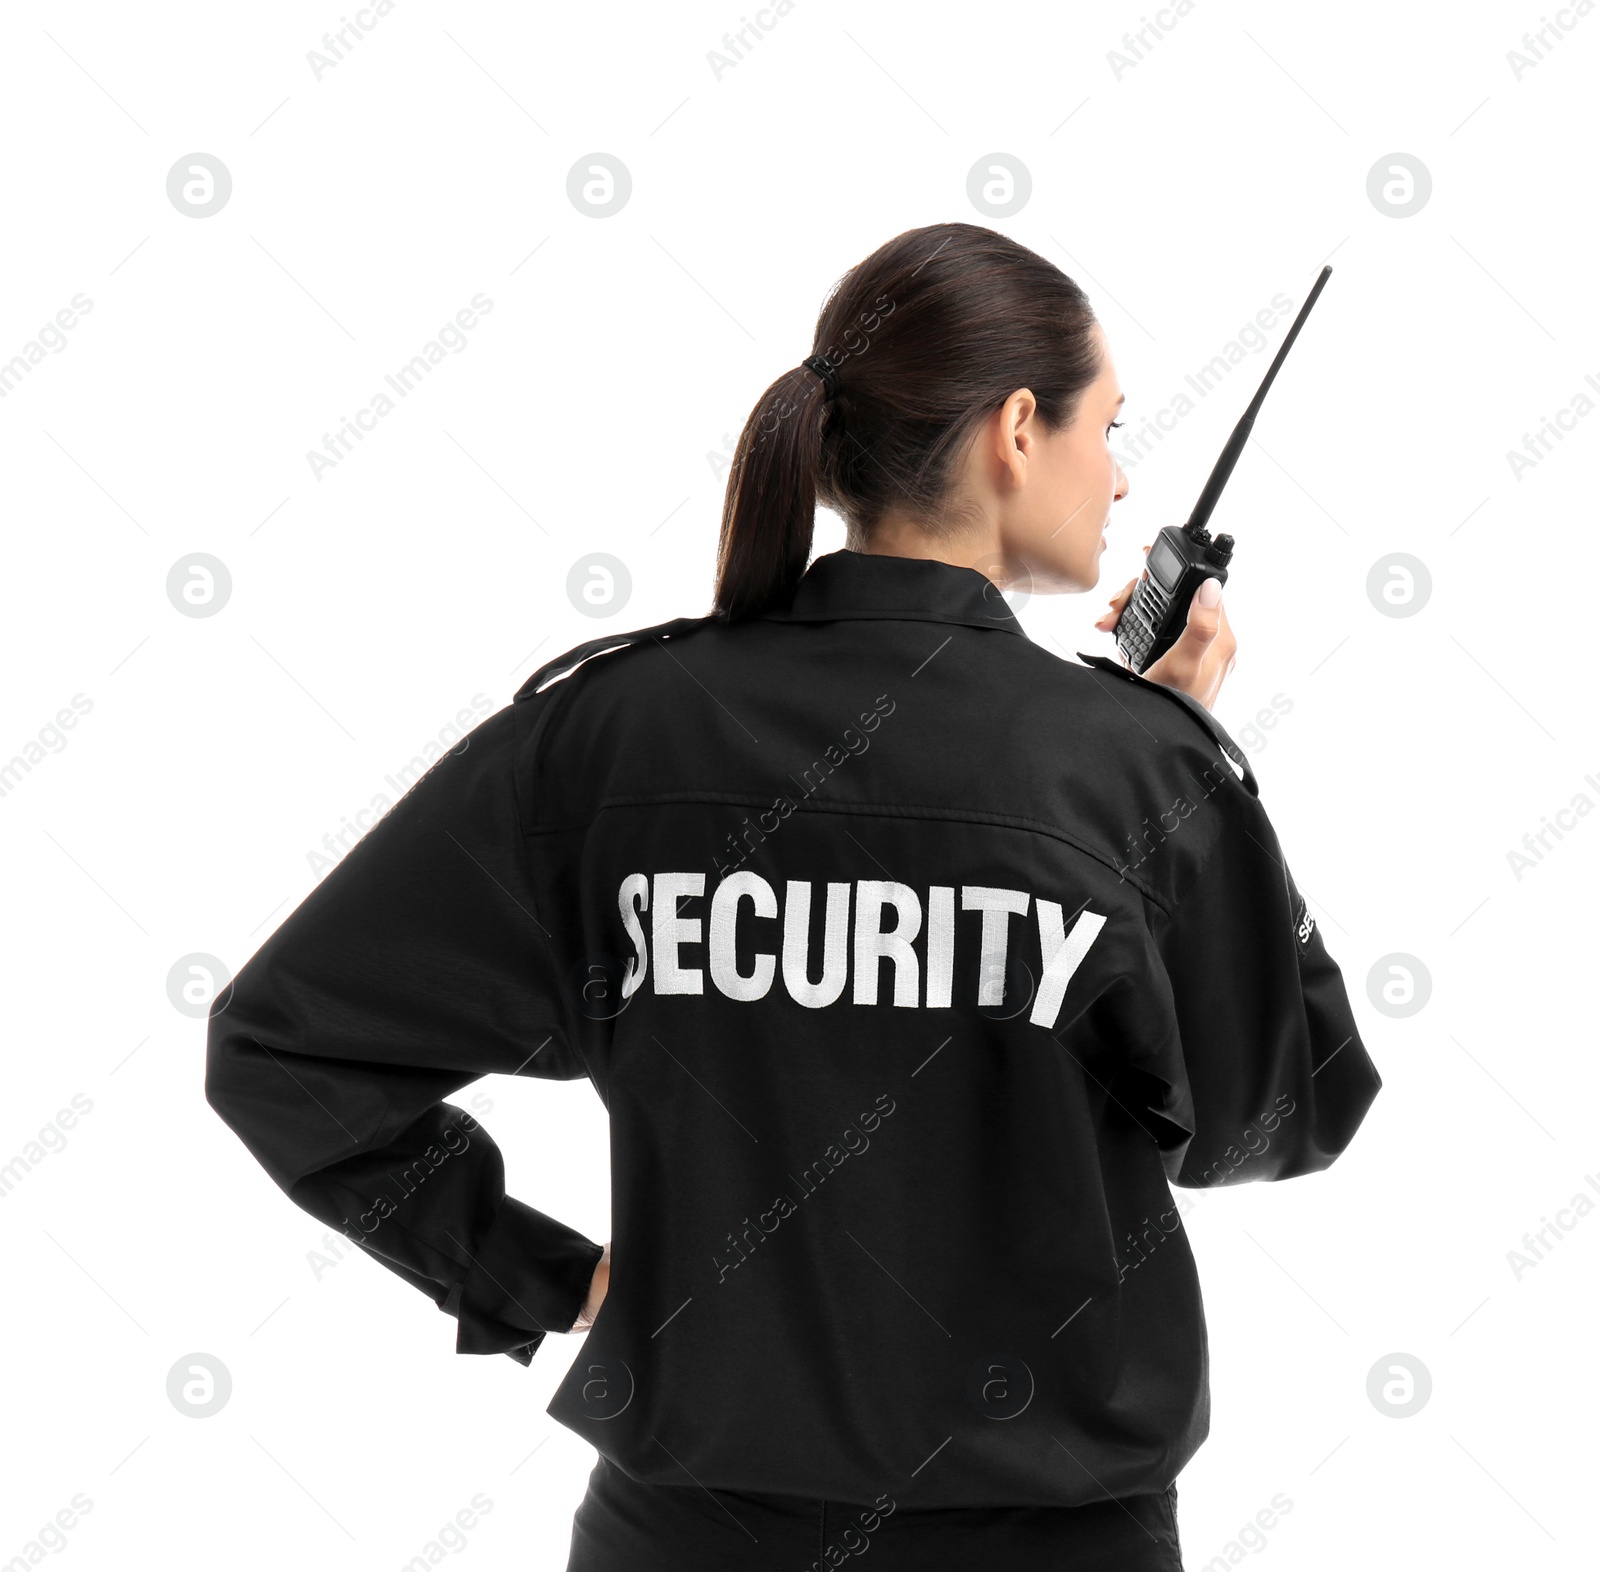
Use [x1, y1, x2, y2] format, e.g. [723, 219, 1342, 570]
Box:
[443, 1196, 605, 1364]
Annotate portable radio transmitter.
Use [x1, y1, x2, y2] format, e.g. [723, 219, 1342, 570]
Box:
[1113, 264, 1334, 674]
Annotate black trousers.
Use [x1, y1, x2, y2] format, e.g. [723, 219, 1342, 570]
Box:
[565, 1455, 1183, 1571]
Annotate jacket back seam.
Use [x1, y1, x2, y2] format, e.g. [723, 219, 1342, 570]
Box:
[522, 791, 1177, 914]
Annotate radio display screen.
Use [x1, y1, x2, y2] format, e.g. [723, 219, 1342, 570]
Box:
[1147, 535, 1185, 589]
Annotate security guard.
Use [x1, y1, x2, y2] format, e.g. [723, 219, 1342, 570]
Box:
[205, 221, 1380, 1570]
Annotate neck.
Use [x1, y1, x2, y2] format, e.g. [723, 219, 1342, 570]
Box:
[855, 513, 1002, 581]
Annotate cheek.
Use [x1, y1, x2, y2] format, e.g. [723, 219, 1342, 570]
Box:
[1097, 436, 1119, 487]
[1065, 438, 1114, 504]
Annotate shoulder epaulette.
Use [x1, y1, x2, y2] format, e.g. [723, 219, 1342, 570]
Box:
[1074, 651, 1259, 797]
[515, 613, 722, 701]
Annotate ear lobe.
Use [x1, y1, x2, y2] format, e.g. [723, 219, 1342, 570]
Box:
[1003, 430, 1029, 486]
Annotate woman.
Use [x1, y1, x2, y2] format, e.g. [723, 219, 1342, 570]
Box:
[206, 222, 1380, 1571]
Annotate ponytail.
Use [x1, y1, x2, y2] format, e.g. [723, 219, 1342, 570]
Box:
[711, 222, 1102, 619]
[713, 364, 830, 619]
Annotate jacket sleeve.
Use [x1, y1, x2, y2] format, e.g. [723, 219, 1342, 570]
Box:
[1150, 786, 1383, 1188]
[203, 701, 604, 1365]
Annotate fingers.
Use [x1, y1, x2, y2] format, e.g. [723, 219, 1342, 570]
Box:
[1092, 576, 1138, 631]
[572, 1241, 612, 1332]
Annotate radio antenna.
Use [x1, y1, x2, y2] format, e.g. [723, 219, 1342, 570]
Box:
[1184, 264, 1333, 538]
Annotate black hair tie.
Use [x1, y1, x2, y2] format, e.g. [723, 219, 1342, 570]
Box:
[802, 353, 841, 400]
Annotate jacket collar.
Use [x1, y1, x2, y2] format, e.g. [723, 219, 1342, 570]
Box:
[755, 549, 1028, 638]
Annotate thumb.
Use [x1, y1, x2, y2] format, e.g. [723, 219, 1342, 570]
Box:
[1172, 577, 1224, 660]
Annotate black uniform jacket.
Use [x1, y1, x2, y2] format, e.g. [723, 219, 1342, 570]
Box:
[205, 547, 1381, 1510]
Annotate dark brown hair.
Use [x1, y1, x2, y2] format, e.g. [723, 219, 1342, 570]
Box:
[712, 221, 1103, 618]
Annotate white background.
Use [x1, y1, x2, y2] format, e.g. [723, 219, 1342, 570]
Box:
[2, 1, 1595, 1568]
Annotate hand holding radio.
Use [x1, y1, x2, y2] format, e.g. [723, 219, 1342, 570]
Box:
[1096, 546, 1236, 711]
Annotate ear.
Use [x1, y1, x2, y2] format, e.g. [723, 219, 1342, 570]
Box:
[997, 388, 1038, 484]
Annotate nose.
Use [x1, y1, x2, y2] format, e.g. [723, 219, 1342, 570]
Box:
[1114, 459, 1129, 501]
